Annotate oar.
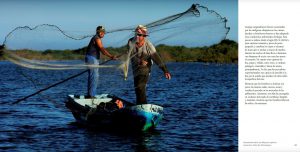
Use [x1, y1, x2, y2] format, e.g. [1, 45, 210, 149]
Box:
[12, 56, 122, 105]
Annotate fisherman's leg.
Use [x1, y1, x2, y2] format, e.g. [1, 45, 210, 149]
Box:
[86, 56, 99, 97]
[88, 68, 99, 97]
[87, 69, 92, 96]
[134, 74, 149, 104]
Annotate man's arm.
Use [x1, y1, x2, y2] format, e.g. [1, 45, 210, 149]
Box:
[95, 38, 116, 59]
[147, 42, 171, 80]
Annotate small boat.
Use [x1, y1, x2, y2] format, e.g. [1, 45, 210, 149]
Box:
[65, 94, 163, 131]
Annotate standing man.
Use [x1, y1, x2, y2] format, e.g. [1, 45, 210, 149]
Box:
[86, 25, 116, 98]
[127, 25, 171, 104]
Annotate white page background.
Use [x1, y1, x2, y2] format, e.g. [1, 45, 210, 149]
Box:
[239, 0, 300, 151]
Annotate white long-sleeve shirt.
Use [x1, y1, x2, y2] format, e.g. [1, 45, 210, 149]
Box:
[127, 37, 169, 77]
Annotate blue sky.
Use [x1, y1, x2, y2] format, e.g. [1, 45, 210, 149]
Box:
[0, 0, 237, 49]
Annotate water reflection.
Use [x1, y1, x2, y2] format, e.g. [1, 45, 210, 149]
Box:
[69, 122, 161, 151]
[133, 130, 161, 152]
[0, 62, 238, 151]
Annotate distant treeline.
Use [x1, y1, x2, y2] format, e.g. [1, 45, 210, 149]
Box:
[0, 39, 238, 63]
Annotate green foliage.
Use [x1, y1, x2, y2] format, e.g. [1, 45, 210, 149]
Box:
[156, 39, 238, 63]
[0, 39, 238, 63]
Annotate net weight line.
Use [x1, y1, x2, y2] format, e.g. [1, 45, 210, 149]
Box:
[12, 57, 117, 105]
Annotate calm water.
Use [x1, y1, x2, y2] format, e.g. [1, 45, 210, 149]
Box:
[0, 61, 238, 151]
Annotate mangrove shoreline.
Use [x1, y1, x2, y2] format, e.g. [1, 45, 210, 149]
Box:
[0, 39, 238, 63]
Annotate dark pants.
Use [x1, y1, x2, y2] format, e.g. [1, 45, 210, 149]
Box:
[134, 74, 149, 104]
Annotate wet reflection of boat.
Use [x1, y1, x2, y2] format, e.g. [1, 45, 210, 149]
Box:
[65, 94, 163, 131]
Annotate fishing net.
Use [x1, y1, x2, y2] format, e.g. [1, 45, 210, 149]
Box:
[0, 4, 230, 104]
[1, 4, 229, 71]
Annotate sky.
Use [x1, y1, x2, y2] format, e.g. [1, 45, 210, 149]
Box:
[0, 0, 237, 49]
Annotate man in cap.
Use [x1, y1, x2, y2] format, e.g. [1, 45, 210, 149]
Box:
[127, 25, 171, 104]
[85, 25, 117, 98]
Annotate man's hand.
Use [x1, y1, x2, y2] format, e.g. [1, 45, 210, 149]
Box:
[140, 59, 148, 66]
[165, 72, 171, 80]
[110, 55, 118, 60]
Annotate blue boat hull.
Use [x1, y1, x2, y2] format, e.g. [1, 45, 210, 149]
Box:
[65, 94, 163, 131]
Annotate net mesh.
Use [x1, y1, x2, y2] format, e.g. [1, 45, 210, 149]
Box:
[0, 4, 230, 103]
[1, 4, 229, 71]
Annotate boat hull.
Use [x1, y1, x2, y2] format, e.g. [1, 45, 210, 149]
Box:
[65, 94, 163, 131]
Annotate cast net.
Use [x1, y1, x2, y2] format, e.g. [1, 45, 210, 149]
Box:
[0, 4, 230, 103]
[1, 4, 229, 71]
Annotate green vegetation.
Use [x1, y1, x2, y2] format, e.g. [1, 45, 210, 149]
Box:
[156, 39, 238, 63]
[0, 39, 238, 63]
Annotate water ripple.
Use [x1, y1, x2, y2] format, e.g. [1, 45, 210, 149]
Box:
[0, 61, 237, 151]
